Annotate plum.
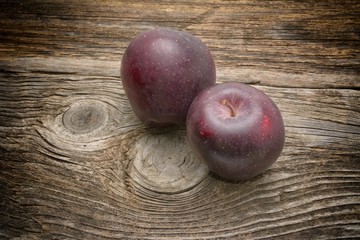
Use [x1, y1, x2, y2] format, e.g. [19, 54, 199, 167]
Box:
[121, 27, 216, 126]
[186, 82, 285, 181]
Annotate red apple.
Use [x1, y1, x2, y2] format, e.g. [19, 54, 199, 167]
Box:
[121, 28, 216, 126]
[186, 82, 285, 181]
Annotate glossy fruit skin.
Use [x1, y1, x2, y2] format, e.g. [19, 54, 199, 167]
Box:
[121, 28, 216, 126]
[186, 82, 285, 181]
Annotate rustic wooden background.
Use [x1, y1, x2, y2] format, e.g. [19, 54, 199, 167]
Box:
[1, 0, 359, 239]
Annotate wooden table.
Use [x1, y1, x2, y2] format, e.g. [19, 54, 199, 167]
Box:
[1, 0, 359, 239]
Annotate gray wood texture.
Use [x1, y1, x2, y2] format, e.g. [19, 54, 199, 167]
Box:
[1, 0, 359, 239]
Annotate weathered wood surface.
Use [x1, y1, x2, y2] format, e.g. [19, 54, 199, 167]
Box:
[1, 0, 359, 239]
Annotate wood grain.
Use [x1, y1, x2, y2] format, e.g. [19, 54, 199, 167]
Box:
[1, 0, 359, 239]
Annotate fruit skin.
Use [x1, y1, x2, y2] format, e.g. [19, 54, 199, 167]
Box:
[186, 82, 285, 181]
[121, 27, 216, 126]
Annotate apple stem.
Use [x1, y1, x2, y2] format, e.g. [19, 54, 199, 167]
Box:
[222, 99, 236, 117]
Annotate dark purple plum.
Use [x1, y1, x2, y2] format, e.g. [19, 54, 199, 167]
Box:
[121, 27, 216, 126]
[186, 82, 285, 181]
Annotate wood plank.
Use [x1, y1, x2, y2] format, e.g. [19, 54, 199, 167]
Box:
[1, 0, 359, 239]
[1, 0, 359, 88]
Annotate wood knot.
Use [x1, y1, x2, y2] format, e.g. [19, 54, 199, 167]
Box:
[62, 100, 108, 134]
[128, 130, 209, 194]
